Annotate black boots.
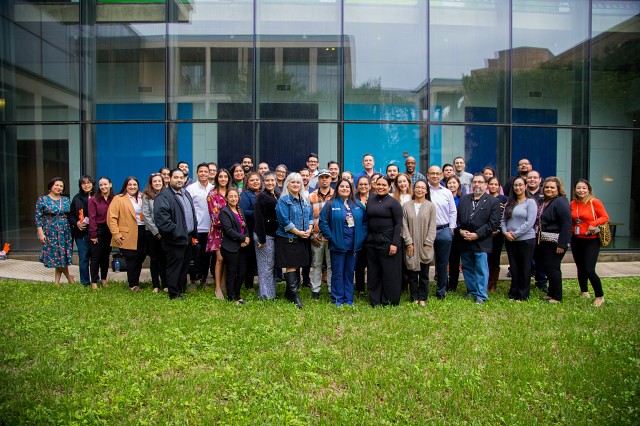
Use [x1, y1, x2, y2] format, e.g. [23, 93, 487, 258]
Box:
[284, 271, 303, 309]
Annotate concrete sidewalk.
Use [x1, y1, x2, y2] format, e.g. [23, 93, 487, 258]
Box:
[0, 258, 639, 284]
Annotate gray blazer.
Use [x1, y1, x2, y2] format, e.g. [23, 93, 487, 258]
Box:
[402, 199, 437, 271]
[141, 196, 159, 236]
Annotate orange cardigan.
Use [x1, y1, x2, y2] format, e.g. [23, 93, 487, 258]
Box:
[570, 198, 609, 239]
[107, 194, 140, 250]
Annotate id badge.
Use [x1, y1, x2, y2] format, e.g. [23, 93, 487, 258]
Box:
[346, 213, 354, 228]
[574, 225, 580, 235]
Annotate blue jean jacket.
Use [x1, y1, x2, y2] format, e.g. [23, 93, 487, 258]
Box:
[276, 194, 314, 239]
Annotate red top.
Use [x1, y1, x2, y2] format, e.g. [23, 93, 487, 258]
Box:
[88, 195, 112, 239]
[570, 198, 609, 239]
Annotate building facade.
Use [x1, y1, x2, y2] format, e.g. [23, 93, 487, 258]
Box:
[1, 0, 639, 251]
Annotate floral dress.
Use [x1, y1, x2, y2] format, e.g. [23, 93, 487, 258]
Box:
[35, 195, 73, 268]
[206, 190, 226, 252]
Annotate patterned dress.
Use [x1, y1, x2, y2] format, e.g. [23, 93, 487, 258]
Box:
[35, 195, 73, 268]
[206, 190, 226, 252]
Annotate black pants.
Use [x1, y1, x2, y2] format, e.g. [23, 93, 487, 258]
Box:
[90, 224, 111, 283]
[571, 236, 604, 297]
[539, 241, 566, 301]
[145, 230, 167, 289]
[243, 237, 257, 289]
[533, 243, 548, 287]
[447, 242, 461, 291]
[366, 245, 402, 306]
[355, 249, 367, 293]
[506, 239, 535, 300]
[190, 232, 213, 283]
[120, 225, 146, 287]
[408, 263, 430, 301]
[221, 246, 246, 301]
[163, 241, 191, 298]
[488, 233, 504, 268]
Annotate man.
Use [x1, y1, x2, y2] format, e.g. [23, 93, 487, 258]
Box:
[307, 153, 320, 189]
[327, 161, 340, 190]
[177, 161, 194, 187]
[154, 168, 198, 300]
[299, 168, 311, 196]
[207, 162, 217, 185]
[456, 174, 501, 305]
[404, 156, 426, 186]
[241, 155, 253, 174]
[308, 169, 334, 300]
[386, 164, 399, 182]
[354, 153, 376, 184]
[186, 163, 215, 291]
[526, 169, 548, 293]
[504, 158, 532, 197]
[258, 162, 270, 176]
[427, 165, 457, 299]
[453, 157, 473, 195]
[441, 163, 455, 186]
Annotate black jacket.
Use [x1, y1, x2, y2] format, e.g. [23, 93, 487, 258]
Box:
[69, 192, 90, 239]
[254, 191, 279, 244]
[219, 205, 249, 252]
[153, 187, 198, 245]
[456, 193, 501, 253]
[539, 196, 572, 250]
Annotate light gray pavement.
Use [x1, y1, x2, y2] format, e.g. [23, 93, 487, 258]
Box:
[0, 258, 639, 284]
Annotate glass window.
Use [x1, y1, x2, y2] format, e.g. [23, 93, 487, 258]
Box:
[511, 126, 572, 185]
[344, 1, 426, 122]
[589, 129, 639, 249]
[429, 0, 509, 124]
[0, 124, 80, 251]
[256, 0, 340, 119]
[591, 2, 640, 127]
[512, 0, 590, 126]
[168, 0, 253, 120]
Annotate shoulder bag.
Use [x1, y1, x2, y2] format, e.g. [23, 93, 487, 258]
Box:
[590, 201, 611, 247]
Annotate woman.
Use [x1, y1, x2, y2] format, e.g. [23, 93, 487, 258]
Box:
[369, 173, 383, 195]
[141, 173, 167, 293]
[230, 163, 245, 193]
[240, 171, 262, 291]
[392, 173, 412, 206]
[35, 177, 74, 285]
[365, 176, 403, 306]
[570, 179, 609, 307]
[354, 175, 371, 296]
[482, 166, 504, 195]
[319, 179, 368, 306]
[220, 188, 251, 305]
[402, 180, 436, 306]
[159, 167, 171, 188]
[487, 176, 508, 292]
[88, 177, 114, 289]
[69, 175, 94, 287]
[538, 176, 572, 303]
[501, 177, 537, 301]
[206, 168, 230, 301]
[254, 171, 279, 300]
[446, 175, 462, 292]
[275, 173, 314, 309]
[341, 171, 354, 184]
[107, 176, 146, 292]
[274, 164, 288, 196]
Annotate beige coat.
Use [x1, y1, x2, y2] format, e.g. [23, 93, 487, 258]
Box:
[402, 199, 436, 271]
[107, 194, 140, 250]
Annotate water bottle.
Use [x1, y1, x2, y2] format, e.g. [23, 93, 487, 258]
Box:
[114, 259, 120, 272]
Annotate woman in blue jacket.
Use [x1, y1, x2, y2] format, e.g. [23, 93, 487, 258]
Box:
[319, 179, 368, 307]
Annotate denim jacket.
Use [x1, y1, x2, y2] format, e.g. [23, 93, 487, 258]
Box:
[276, 193, 314, 239]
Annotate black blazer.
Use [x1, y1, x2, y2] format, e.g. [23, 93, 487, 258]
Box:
[539, 196, 572, 250]
[456, 193, 501, 253]
[254, 191, 279, 244]
[219, 205, 249, 252]
[153, 188, 198, 245]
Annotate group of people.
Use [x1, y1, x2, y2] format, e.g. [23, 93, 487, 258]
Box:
[35, 153, 609, 307]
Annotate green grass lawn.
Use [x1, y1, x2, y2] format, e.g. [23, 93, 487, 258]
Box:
[1, 277, 639, 424]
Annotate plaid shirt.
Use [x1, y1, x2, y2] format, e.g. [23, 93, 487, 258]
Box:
[308, 187, 334, 238]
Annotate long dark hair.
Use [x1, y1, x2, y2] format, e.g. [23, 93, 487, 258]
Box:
[329, 178, 357, 205]
[503, 176, 529, 220]
[215, 168, 230, 192]
[412, 179, 431, 201]
[118, 176, 139, 196]
[143, 173, 163, 200]
[572, 178, 593, 202]
[97, 176, 115, 200]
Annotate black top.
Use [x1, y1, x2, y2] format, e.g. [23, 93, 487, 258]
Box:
[365, 194, 403, 248]
[539, 196, 572, 250]
[456, 193, 501, 253]
[153, 188, 198, 245]
[219, 205, 249, 252]
[69, 192, 89, 239]
[254, 190, 279, 244]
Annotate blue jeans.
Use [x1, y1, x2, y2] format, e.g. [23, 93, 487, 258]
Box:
[75, 236, 91, 285]
[330, 250, 357, 304]
[461, 251, 489, 301]
[434, 228, 453, 297]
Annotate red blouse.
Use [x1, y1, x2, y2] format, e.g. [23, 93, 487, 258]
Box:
[570, 198, 609, 239]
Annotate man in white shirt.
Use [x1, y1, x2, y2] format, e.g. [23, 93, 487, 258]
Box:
[186, 162, 214, 291]
[427, 165, 457, 299]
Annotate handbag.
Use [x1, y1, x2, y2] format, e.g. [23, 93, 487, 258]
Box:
[590, 201, 611, 247]
[539, 231, 560, 244]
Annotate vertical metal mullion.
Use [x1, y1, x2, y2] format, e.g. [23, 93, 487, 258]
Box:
[338, 0, 345, 167]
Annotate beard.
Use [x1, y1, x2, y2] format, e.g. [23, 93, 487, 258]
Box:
[473, 188, 484, 196]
